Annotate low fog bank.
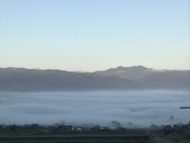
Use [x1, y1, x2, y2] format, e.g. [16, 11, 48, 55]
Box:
[0, 90, 189, 127]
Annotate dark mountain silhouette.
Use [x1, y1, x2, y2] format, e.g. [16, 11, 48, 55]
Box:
[0, 66, 189, 91]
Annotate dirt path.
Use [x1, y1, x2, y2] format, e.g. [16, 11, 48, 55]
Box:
[155, 136, 176, 143]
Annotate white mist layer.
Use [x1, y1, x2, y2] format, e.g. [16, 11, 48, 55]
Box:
[0, 90, 189, 127]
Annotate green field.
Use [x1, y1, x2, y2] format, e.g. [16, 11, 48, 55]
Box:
[0, 125, 152, 143]
[0, 124, 189, 143]
[0, 134, 152, 143]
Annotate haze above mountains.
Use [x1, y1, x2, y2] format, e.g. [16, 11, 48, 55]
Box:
[0, 66, 189, 91]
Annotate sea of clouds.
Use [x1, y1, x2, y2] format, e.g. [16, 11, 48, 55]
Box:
[0, 90, 189, 127]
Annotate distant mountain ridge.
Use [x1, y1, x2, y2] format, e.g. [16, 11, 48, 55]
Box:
[0, 66, 189, 91]
[94, 66, 153, 80]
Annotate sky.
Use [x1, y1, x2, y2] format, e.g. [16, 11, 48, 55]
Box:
[0, 0, 189, 71]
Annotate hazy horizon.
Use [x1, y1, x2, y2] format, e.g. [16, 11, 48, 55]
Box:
[0, 65, 190, 73]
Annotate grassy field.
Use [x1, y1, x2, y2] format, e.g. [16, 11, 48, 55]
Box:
[0, 134, 152, 143]
[0, 124, 189, 143]
[0, 128, 153, 143]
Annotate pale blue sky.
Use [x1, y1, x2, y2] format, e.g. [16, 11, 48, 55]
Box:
[0, 0, 189, 71]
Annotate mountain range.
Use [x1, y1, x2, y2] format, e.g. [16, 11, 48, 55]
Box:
[0, 66, 189, 91]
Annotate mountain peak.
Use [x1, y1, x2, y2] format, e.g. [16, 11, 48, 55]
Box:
[110, 65, 151, 71]
[94, 66, 154, 80]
